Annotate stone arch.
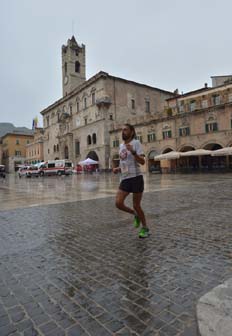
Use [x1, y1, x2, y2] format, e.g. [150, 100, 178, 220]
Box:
[202, 142, 223, 150]
[147, 149, 160, 172]
[178, 144, 195, 152]
[162, 147, 175, 154]
[202, 142, 224, 171]
[86, 151, 99, 161]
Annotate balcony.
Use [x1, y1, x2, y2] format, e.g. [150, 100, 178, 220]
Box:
[96, 96, 112, 108]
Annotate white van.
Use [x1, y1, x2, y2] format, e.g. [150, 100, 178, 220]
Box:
[39, 160, 73, 176]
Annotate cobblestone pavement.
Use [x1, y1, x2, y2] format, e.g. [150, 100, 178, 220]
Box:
[0, 174, 232, 336]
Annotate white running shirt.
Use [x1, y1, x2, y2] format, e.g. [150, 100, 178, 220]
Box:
[119, 139, 144, 180]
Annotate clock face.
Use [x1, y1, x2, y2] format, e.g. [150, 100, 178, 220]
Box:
[64, 75, 69, 85]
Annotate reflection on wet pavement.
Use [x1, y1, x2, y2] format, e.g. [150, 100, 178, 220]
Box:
[0, 173, 232, 335]
[1, 172, 232, 211]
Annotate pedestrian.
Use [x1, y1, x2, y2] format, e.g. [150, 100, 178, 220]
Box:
[113, 123, 149, 238]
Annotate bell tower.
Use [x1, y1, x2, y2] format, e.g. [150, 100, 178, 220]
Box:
[62, 36, 86, 96]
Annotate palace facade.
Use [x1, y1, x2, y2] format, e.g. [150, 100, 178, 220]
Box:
[40, 36, 174, 170]
[41, 36, 232, 173]
[110, 76, 232, 172]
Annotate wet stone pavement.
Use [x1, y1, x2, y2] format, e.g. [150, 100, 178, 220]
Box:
[0, 174, 232, 336]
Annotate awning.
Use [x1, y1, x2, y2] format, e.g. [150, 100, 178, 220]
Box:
[79, 158, 99, 165]
[154, 151, 180, 161]
[211, 147, 232, 156]
[180, 149, 212, 157]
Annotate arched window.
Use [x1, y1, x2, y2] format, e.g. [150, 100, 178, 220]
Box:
[87, 135, 92, 145]
[92, 133, 97, 144]
[64, 146, 69, 159]
[75, 61, 80, 73]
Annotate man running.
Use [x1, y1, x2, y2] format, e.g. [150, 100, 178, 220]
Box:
[113, 123, 149, 238]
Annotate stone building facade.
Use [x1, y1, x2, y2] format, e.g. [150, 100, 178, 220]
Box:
[40, 36, 174, 170]
[1, 132, 34, 172]
[110, 76, 232, 172]
[25, 128, 44, 164]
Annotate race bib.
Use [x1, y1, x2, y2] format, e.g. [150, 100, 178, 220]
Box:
[121, 161, 129, 177]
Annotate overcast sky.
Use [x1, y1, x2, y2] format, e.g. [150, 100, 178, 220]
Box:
[0, 0, 231, 128]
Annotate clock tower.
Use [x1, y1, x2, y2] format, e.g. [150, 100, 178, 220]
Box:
[62, 36, 86, 96]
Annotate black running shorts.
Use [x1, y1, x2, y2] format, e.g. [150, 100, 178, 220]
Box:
[119, 175, 144, 193]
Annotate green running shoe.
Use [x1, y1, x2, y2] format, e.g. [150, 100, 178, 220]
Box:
[139, 227, 150, 238]
[133, 215, 140, 228]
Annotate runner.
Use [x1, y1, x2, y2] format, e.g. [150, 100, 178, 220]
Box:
[113, 123, 149, 238]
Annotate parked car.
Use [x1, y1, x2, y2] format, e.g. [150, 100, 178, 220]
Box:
[18, 166, 39, 178]
[0, 165, 6, 178]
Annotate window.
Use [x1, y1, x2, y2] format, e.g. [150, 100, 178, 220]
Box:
[178, 101, 184, 113]
[113, 139, 120, 147]
[87, 135, 92, 145]
[84, 97, 87, 109]
[135, 135, 143, 143]
[92, 133, 97, 144]
[131, 99, 135, 109]
[53, 145, 56, 152]
[69, 105, 72, 115]
[57, 144, 59, 152]
[27, 140, 30, 144]
[147, 133, 156, 142]
[109, 114, 113, 120]
[212, 95, 221, 105]
[228, 93, 232, 103]
[202, 100, 208, 108]
[179, 127, 190, 136]
[75, 141, 80, 156]
[46, 116, 50, 127]
[84, 117, 87, 125]
[205, 122, 218, 133]
[162, 130, 172, 139]
[64, 62, 67, 74]
[75, 61, 80, 73]
[16, 139, 19, 145]
[76, 102, 79, 112]
[145, 100, 150, 113]
[190, 100, 196, 112]
[48, 163, 55, 168]
[15, 151, 21, 156]
[92, 92, 95, 105]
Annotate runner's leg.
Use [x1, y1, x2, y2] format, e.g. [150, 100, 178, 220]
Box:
[133, 192, 147, 227]
[115, 189, 134, 214]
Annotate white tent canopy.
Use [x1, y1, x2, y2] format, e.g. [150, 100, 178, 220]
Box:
[78, 158, 99, 165]
[211, 147, 232, 156]
[180, 149, 212, 157]
[154, 151, 180, 161]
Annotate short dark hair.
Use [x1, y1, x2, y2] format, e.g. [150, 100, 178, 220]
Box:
[124, 123, 136, 139]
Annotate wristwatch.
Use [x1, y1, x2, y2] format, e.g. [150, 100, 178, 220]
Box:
[131, 150, 136, 155]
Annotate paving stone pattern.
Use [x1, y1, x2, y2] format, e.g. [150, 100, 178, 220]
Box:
[0, 179, 232, 335]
